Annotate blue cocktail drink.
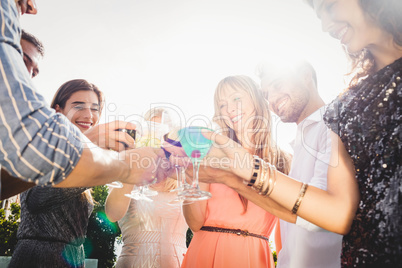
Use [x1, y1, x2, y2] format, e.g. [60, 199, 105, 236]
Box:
[177, 126, 212, 201]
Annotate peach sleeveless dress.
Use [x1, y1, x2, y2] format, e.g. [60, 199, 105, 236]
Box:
[181, 183, 277, 268]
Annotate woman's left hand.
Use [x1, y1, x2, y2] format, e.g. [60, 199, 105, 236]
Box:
[164, 130, 253, 185]
[85, 120, 136, 151]
[200, 130, 253, 181]
[193, 165, 242, 186]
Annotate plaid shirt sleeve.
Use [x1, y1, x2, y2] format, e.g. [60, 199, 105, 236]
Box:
[0, 0, 84, 187]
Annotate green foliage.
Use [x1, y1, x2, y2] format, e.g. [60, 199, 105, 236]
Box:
[0, 202, 21, 256]
[273, 250, 277, 267]
[91, 185, 109, 204]
[269, 241, 278, 267]
[0, 187, 121, 267]
[84, 186, 121, 268]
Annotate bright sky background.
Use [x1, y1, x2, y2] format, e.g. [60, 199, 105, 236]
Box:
[21, 0, 348, 151]
[19, 0, 349, 253]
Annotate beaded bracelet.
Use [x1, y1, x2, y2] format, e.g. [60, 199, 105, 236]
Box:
[291, 183, 309, 214]
[246, 155, 261, 187]
[245, 157, 279, 198]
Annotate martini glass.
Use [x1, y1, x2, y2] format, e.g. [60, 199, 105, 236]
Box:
[177, 126, 212, 201]
[162, 132, 193, 204]
[168, 165, 194, 205]
[142, 122, 169, 197]
[124, 122, 153, 201]
[125, 121, 169, 201]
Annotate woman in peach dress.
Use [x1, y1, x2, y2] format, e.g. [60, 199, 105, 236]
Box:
[181, 75, 291, 268]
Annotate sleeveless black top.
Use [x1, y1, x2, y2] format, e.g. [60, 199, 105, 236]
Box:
[324, 58, 402, 267]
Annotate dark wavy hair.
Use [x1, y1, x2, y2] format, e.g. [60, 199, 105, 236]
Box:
[51, 79, 104, 204]
[304, 0, 402, 87]
[51, 79, 105, 118]
[21, 29, 45, 57]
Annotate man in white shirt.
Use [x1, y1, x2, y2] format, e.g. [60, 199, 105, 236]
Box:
[257, 59, 342, 268]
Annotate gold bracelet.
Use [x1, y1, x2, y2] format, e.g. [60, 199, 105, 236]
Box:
[262, 163, 274, 196]
[255, 160, 268, 192]
[265, 164, 277, 197]
[291, 183, 309, 214]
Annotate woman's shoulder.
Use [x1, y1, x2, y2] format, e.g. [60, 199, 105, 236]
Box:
[22, 186, 88, 212]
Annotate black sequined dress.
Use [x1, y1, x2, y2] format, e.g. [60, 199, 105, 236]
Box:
[324, 58, 402, 267]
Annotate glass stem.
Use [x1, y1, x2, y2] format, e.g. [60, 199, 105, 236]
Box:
[192, 160, 201, 190]
[175, 166, 183, 189]
[181, 167, 187, 187]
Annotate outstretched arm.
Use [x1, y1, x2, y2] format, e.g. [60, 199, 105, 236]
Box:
[105, 183, 135, 222]
[84, 120, 136, 152]
[195, 165, 296, 223]
[55, 146, 167, 188]
[179, 131, 359, 235]
[1, 2, 168, 193]
[263, 132, 358, 234]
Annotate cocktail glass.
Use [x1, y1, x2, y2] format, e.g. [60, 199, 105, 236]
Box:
[177, 126, 212, 201]
[125, 121, 169, 201]
[106, 128, 136, 189]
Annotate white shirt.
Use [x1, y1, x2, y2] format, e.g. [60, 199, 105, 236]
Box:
[277, 107, 343, 268]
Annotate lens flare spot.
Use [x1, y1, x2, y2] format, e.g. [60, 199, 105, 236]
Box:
[96, 211, 119, 234]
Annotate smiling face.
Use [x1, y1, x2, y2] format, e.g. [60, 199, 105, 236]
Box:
[217, 85, 256, 136]
[56, 91, 100, 132]
[312, 0, 384, 54]
[261, 74, 310, 124]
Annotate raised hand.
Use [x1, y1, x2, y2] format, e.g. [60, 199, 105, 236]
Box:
[185, 164, 241, 186]
[162, 140, 191, 166]
[196, 130, 253, 181]
[84, 120, 136, 152]
[119, 147, 173, 185]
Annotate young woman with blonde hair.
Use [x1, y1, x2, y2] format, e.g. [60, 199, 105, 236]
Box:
[180, 75, 291, 268]
[174, 1, 401, 267]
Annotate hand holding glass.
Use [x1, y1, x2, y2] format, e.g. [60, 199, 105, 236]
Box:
[106, 128, 136, 188]
[125, 122, 169, 201]
[177, 126, 213, 201]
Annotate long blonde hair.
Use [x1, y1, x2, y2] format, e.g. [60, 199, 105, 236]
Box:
[213, 75, 291, 211]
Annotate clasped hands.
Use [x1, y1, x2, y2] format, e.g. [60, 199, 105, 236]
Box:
[85, 120, 174, 186]
[88, 123, 253, 187]
[162, 130, 253, 186]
